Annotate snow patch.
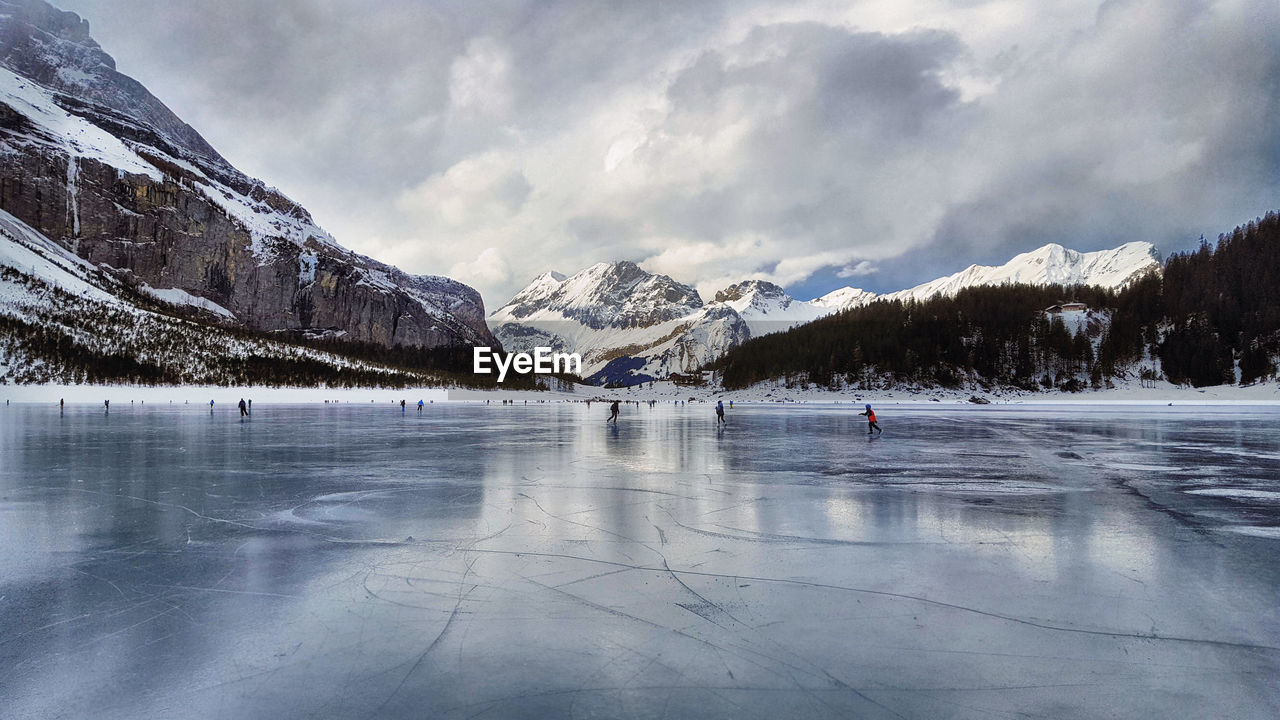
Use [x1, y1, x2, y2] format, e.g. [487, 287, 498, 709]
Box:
[138, 284, 236, 319]
[197, 182, 339, 264]
[0, 208, 118, 305]
[298, 251, 318, 286]
[0, 66, 161, 180]
[55, 67, 96, 88]
[65, 156, 80, 240]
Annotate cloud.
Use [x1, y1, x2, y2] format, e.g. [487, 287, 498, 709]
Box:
[448, 246, 512, 290]
[55, 0, 1280, 309]
[448, 37, 512, 117]
[398, 151, 530, 228]
[838, 261, 876, 278]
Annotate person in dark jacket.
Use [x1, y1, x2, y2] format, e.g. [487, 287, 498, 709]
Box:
[238, 398, 248, 417]
[607, 400, 620, 424]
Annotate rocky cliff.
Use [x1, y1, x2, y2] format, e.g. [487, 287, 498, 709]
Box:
[0, 0, 494, 349]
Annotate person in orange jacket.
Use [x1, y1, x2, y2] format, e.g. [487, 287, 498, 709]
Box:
[859, 404, 882, 435]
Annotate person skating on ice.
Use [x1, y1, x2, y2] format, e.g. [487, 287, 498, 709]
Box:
[607, 400, 620, 424]
[715, 400, 727, 426]
[859, 404, 882, 435]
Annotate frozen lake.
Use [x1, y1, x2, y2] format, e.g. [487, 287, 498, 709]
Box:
[2, 402, 1279, 719]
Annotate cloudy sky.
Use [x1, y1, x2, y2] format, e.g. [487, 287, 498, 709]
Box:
[57, 0, 1280, 307]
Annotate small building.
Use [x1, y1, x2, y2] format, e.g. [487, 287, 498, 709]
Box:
[1045, 302, 1088, 314]
[669, 372, 705, 386]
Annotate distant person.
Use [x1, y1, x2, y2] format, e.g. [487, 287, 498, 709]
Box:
[417, 399, 424, 414]
[401, 399, 406, 413]
[859, 404, 882, 435]
[103, 399, 109, 411]
[247, 399, 251, 413]
[209, 400, 215, 410]
[238, 398, 248, 417]
[607, 400, 620, 424]
[715, 400, 726, 426]
[60, 398, 64, 409]
[729, 401, 733, 409]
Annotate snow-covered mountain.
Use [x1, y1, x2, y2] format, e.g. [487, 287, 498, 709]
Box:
[812, 286, 879, 310]
[0, 0, 493, 351]
[876, 242, 1162, 307]
[489, 262, 746, 383]
[713, 280, 832, 337]
[491, 242, 1163, 385]
[0, 206, 448, 386]
[493, 262, 703, 331]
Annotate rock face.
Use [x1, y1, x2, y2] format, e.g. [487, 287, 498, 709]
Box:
[0, 0, 494, 348]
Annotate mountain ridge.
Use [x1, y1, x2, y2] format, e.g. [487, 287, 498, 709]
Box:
[490, 240, 1163, 384]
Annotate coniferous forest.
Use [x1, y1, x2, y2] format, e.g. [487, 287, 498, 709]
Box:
[0, 266, 544, 390]
[713, 212, 1280, 391]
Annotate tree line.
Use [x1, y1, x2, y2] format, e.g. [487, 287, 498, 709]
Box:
[0, 266, 547, 389]
[712, 210, 1280, 391]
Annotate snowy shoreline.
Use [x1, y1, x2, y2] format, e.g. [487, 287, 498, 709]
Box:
[4, 377, 1280, 407]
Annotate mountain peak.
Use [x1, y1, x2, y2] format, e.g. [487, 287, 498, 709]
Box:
[813, 286, 878, 308]
[0, 0, 227, 168]
[0, 1, 495, 350]
[490, 260, 702, 329]
[0, 0, 97, 48]
[714, 279, 786, 303]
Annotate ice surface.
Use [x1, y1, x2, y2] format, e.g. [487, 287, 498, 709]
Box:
[1, 404, 1278, 719]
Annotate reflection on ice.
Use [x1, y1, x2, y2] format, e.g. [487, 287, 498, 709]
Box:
[1186, 488, 1280, 501]
[1, 403, 1278, 719]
